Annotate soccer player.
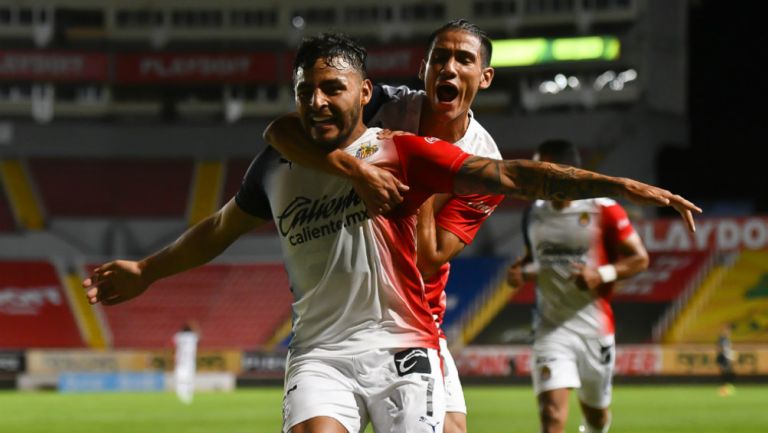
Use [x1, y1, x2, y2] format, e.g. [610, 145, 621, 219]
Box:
[506, 140, 651, 433]
[84, 33, 699, 433]
[264, 20, 502, 433]
[716, 323, 736, 396]
[173, 322, 199, 404]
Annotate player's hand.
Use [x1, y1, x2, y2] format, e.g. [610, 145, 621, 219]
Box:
[506, 259, 525, 288]
[351, 162, 409, 216]
[376, 129, 415, 140]
[82, 260, 149, 306]
[571, 263, 602, 292]
[618, 178, 702, 232]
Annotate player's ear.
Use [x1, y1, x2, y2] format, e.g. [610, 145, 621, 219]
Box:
[418, 59, 426, 81]
[479, 66, 495, 90]
[360, 78, 373, 105]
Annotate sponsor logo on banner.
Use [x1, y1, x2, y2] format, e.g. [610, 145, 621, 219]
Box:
[366, 46, 425, 77]
[149, 350, 241, 372]
[0, 351, 25, 373]
[0, 51, 108, 80]
[116, 53, 278, 83]
[661, 346, 768, 375]
[636, 216, 768, 252]
[241, 351, 286, 375]
[455, 346, 662, 377]
[0, 286, 62, 315]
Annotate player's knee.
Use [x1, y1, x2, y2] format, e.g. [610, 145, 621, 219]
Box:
[444, 412, 467, 433]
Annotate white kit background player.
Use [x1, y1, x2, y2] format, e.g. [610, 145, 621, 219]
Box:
[507, 140, 651, 433]
[173, 322, 199, 404]
[83, 32, 700, 433]
[265, 20, 504, 433]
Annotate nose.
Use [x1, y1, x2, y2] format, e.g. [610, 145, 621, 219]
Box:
[440, 56, 458, 77]
[310, 89, 328, 110]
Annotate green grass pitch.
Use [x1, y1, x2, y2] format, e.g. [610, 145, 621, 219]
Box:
[1, 385, 766, 432]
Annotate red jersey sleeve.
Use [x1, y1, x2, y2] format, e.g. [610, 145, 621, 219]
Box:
[435, 193, 505, 245]
[600, 202, 635, 246]
[392, 135, 470, 194]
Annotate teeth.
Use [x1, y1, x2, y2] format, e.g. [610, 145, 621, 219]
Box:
[311, 115, 333, 122]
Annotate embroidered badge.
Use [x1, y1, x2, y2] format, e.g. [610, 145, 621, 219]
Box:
[355, 142, 379, 159]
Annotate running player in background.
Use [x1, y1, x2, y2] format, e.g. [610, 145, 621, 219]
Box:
[85, 33, 699, 433]
[173, 321, 199, 404]
[506, 140, 650, 433]
[716, 323, 736, 396]
[264, 19, 502, 433]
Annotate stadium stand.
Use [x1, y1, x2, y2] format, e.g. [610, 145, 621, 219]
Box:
[0, 260, 84, 348]
[92, 262, 292, 349]
[27, 158, 194, 218]
[666, 249, 768, 344]
[0, 180, 15, 231]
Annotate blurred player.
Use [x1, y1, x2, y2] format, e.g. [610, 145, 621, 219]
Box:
[716, 323, 736, 396]
[507, 140, 651, 433]
[85, 33, 699, 433]
[264, 19, 502, 433]
[173, 322, 199, 404]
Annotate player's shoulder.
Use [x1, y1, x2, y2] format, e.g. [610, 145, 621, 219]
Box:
[593, 197, 622, 209]
[458, 116, 501, 159]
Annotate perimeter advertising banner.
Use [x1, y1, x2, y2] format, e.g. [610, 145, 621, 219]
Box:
[0, 51, 108, 81]
[660, 346, 768, 375]
[454, 345, 768, 377]
[147, 350, 242, 373]
[26, 350, 153, 374]
[635, 216, 768, 252]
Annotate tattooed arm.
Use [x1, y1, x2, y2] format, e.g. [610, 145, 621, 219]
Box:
[455, 156, 701, 232]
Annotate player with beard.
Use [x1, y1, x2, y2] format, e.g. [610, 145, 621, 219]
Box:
[85, 33, 700, 433]
[264, 21, 501, 433]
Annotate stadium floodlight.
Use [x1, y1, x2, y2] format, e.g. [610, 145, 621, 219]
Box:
[491, 36, 621, 68]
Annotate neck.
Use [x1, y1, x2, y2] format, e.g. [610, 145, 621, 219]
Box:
[419, 106, 470, 143]
[336, 122, 368, 150]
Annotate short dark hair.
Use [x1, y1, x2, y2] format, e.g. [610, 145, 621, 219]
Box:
[426, 19, 493, 67]
[535, 139, 581, 167]
[292, 32, 367, 83]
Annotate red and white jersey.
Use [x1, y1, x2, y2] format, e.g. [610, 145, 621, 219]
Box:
[366, 84, 505, 329]
[524, 198, 635, 337]
[236, 128, 470, 352]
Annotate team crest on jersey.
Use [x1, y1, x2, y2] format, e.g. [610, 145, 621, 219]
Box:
[540, 365, 552, 381]
[578, 212, 590, 226]
[355, 142, 379, 159]
[424, 136, 439, 143]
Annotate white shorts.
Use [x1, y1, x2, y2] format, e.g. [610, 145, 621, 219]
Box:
[439, 337, 467, 414]
[282, 347, 446, 433]
[531, 327, 615, 409]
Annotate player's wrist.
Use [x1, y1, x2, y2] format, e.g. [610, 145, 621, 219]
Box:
[597, 264, 617, 283]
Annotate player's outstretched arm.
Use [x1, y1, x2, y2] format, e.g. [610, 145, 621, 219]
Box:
[82, 199, 265, 306]
[263, 113, 408, 215]
[454, 156, 702, 232]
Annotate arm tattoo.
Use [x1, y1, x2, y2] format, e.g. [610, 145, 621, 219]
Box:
[456, 156, 621, 201]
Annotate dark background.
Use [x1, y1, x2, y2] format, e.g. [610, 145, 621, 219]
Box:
[659, 1, 766, 214]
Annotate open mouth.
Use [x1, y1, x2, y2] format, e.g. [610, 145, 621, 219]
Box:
[436, 83, 459, 103]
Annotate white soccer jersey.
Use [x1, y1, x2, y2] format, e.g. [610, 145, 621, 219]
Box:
[366, 85, 504, 329]
[524, 198, 636, 337]
[236, 128, 471, 353]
